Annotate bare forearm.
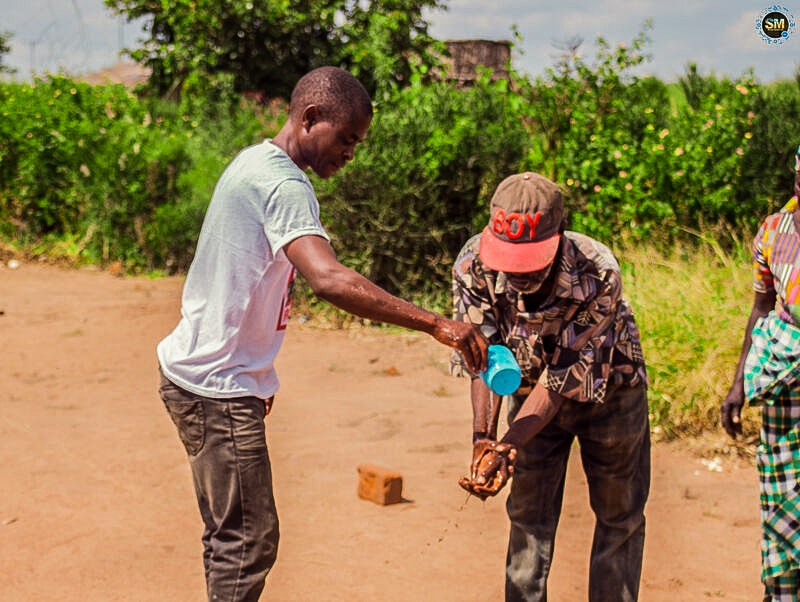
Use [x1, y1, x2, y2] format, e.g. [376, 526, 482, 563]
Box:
[471, 377, 502, 440]
[284, 234, 488, 373]
[314, 268, 439, 333]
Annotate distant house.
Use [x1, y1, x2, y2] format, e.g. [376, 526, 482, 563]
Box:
[442, 39, 512, 85]
[80, 61, 150, 88]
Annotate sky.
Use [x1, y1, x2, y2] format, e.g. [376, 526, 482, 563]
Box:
[1, 0, 798, 84]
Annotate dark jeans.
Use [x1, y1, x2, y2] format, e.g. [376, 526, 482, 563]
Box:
[159, 369, 279, 602]
[505, 382, 651, 602]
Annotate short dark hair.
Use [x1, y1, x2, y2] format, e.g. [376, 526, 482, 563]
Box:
[289, 66, 373, 124]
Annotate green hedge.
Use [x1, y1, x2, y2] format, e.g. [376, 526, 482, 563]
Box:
[1, 50, 798, 290]
[0, 75, 270, 270]
[313, 73, 529, 297]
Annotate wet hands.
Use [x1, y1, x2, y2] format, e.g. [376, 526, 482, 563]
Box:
[433, 318, 488, 374]
[458, 438, 517, 500]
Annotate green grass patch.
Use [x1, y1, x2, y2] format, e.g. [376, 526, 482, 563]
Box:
[617, 234, 760, 442]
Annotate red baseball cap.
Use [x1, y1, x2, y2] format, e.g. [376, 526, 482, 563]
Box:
[479, 172, 563, 273]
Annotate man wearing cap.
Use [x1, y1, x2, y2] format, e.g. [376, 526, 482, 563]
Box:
[721, 146, 800, 601]
[451, 172, 650, 601]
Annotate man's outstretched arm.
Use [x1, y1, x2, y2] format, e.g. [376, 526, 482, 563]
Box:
[284, 234, 488, 373]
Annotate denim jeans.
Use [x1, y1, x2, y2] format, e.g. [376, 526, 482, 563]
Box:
[159, 369, 279, 602]
[505, 382, 651, 602]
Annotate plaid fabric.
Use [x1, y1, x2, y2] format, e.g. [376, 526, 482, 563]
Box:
[758, 398, 800, 591]
[745, 311, 800, 406]
[747, 311, 800, 592]
[450, 231, 646, 403]
[765, 573, 800, 602]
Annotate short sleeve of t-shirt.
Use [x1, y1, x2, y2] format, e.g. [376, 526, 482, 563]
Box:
[264, 177, 329, 254]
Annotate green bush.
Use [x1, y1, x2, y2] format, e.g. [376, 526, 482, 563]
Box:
[514, 24, 790, 246]
[738, 79, 800, 212]
[0, 76, 276, 269]
[313, 72, 529, 299]
[3, 26, 799, 278]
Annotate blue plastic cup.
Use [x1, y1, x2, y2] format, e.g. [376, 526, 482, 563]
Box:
[481, 344, 522, 395]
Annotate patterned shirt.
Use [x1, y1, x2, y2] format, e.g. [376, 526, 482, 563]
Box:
[450, 231, 647, 403]
[753, 195, 800, 325]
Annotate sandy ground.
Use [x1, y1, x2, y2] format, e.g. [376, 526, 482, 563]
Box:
[0, 261, 764, 601]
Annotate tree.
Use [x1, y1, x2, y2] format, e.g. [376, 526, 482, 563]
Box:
[334, 1, 447, 100]
[0, 32, 16, 75]
[679, 62, 719, 110]
[104, 0, 447, 101]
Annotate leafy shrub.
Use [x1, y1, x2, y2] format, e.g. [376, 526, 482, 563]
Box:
[515, 24, 785, 247]
[0, 76, 276, 270]
[313, 72, 529, 299]
[737, 79, 800, 214]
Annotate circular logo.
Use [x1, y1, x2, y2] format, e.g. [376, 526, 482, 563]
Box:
[756, 6, 796, 44]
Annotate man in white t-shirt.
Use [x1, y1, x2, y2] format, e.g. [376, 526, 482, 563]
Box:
[157, 66, 488, 602]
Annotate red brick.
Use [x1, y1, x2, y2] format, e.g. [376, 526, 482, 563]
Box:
[356, 464, 403, 505]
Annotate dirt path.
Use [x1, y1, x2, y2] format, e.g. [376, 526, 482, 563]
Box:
[0, 261, 763, 601]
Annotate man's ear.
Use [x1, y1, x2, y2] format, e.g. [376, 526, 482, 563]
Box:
[301, 105, 320, 132]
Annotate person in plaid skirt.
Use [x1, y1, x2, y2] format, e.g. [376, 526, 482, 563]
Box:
[722, 145, 800, 601]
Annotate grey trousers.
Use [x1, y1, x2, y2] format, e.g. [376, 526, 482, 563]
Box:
[505, 382, 651, 602]
[159, 369, 279, 602]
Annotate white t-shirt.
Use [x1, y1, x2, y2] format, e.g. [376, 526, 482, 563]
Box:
[157, 140, 329, 399]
